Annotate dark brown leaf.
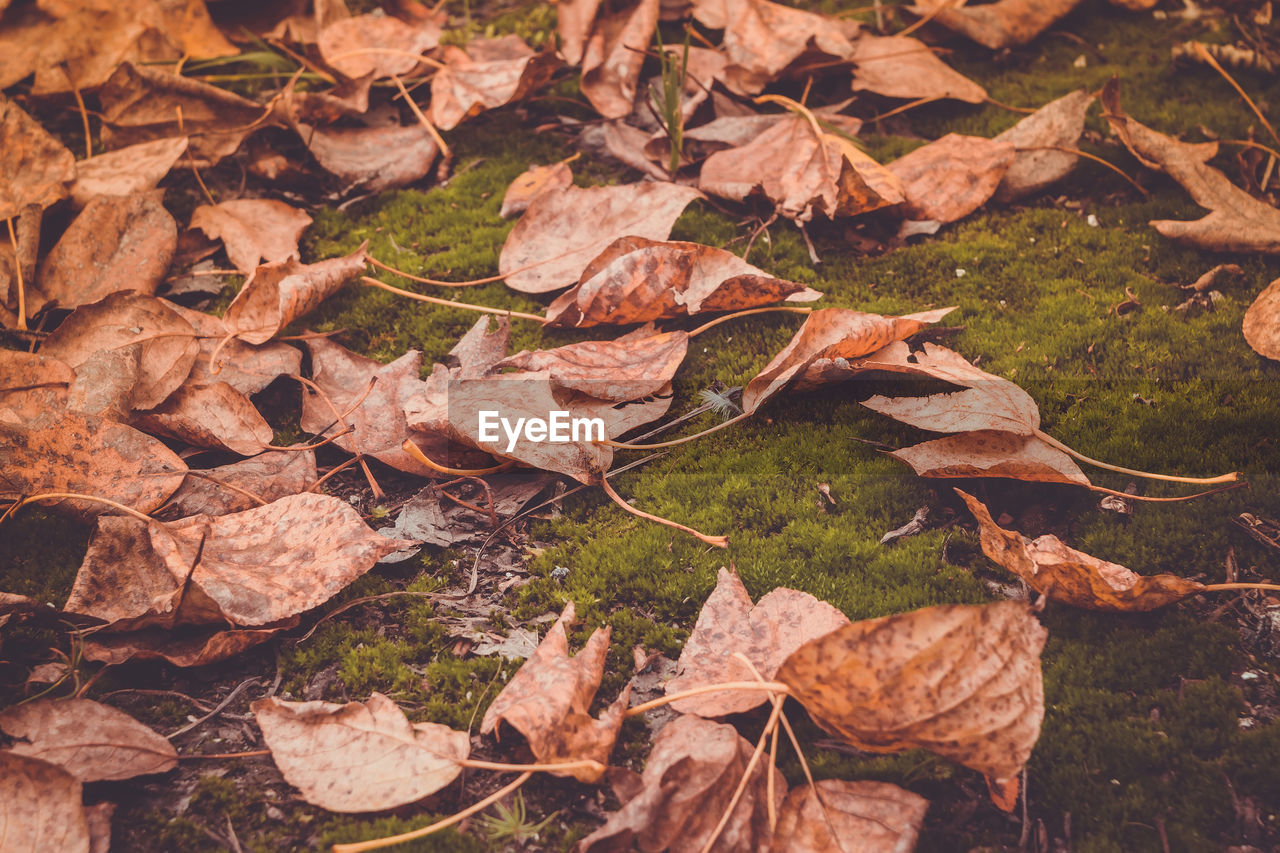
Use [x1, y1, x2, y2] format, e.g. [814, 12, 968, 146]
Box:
[0, 350, 73, 425]
[164, 301, 303, 396]
[133, 381, 274, 456]
[80, 621, 296, 667]
[0, 698, 177, 781]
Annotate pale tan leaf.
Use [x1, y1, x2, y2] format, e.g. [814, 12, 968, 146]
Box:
[581, 0, 660, 118]
[908, 0, 1083, 49]
[888, 134, 1015, 223]
[0, 99, 76, 219]
[317, 12, 440, 79]
[429, 35, 560, 130]
[158, 450, 317, 519]
[0, 753, 89, 853]
[850, 35, 986, 104]
[297, 123, 439, 193]
[993, 90, 1093, 202]
[1245, 277, 1280, 361]
[190, 199, 312, 275]
[769, 779, 929, 853]
[0, 698, 177, 781]
[891, 430, 1090, 486]
[496, 328, 688, 401]
[133, 381, 274, 456]
[223, 243, 368, 344]
[69, 137, 188, 208]
[500, 161, 573, 218]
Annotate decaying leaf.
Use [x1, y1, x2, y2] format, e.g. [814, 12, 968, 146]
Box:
[297, 122, 440, 193]
[0, 350, 73, 425]
[158, 450, 317, 519]
[133, 381, 274, 456]
[0, 99, 76, 219]
[499, 182, 703, 293]
[665, 567, 849, 717]
[578, 714, 785, 852]
[993, 90, 1094, 202]
[958, 489, 1206, 610]
[769, 779, 929, 853]
[496, 327, 688, 401]
[888, 134, 1015, 223]
[252, 692, 469, 812]
[891, 430, 1090, 486]
[68, 137, 189, 208]
[581, 0, 660, 119]
[559, 0, 602, 65]
[716, 0, 856, 95]
[1244, 277, 1280, 361]
[0, 698, 177, 782]
[164, 301, 303, 396]
[317, 12, 441, 79]
[909, 0, 1083, 49]
[0, 752, 89, 853]
[222, 243, 368, 344]
[81, 622, 297, 667]
[500, 160, 574, 218]
[190, 199, 312, 275]
[546, 236, 821, 327]
[850, 35, 986, 104]
[430, 35, 561, 130]
[777, 599, 1046, 809]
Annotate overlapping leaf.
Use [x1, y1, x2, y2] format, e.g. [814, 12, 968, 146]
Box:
[430, 35, 560, 130]
[222, 243, 368, 344]
[850, 35, 986, 104]
[190, 199, 312, 275]
[769, 780, 929, 853]
[909, 0, 1083, 49]
[0, 753, 89, 853]
[0, 699, 177, 782]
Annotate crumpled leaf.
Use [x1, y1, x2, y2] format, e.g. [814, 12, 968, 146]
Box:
[63, 493, 414, 629]
[81, 621, 297, 667]
[499, 182, 703, 293]
[1244, 277, 1280, 361]
[481, 601, 624, 781]
[430, 35, 561, 130]
[297, 122, 440, 193]
[545, 237, 822, 327]
[0, 699, 177, 782]
[776, 599, 1046, 810]
[769, 779, 929, 853]
[581, 0, 660, 119]
[500, 160, 574, 218]
[743, 307, 956, 414]
[715, 0, 856, 95]
[34, 192, 177, 313]
[0, 410, 187, 518]
[133, 381, 274, 456]
[909, 0, 1083, 49]
[164, 301, 303, 397]
[887, 134, 1015, 223]
[223, 242, 368, 344]
[0, 753, 88, 853]
[891, 430, 1090, 486]
[317, 12, 441, 79]
[0, 99, 76, 220]
[496, 327, 688, 401]
[665, 567, 849, 717]
[252, 692, 469, 812]
[850, 35, 986, 104]
[1102, 79, 1280, 252]
[578, 714, 785, 852]
[68, 137, 189, 209]
[190, 199, 312, 275]
[0, 350, 73, 426]
[157, 450, 317, 519]
[993, 90, 1094, 202]
[958, 489, 1206, 611]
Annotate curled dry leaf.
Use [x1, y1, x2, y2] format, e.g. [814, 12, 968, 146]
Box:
[430, 35, 561, 130]
[993, 90, 1094, 202]
[157, 450, 317, 519]
[496, 327, 688, 401]
[743, 307, 956, 414]
[81, 621, 297, 667]
[133, 381, 274, 456]
[716, 0, 856, 95]
[297, 123, 439, 193]
[578, 714, 785, 852]
[68, 137, 189, 208]
[499, 182, 703, 293]
[1102, 79, 1280, 252]
[891, 430, 1090, 486]
[581, 0, 660, 119]
[34, 192, 178, 313]
[63, 493, 414, 629]
[958, 489, 1206, 611]
[0, 752, 89, 853]
[1244, 278, 1280, 361]
[887, 134, 1015, 223]
[500, 160, 574, 218]
[769, 779, 929, 853]
[253, 692, 469, 812]
[850, 35, 987, 104]
[222, 242, 368, 344]
[190, 199, 312, 275]
[317, 12, 441, 79]
[909, 0, 1083, 49]
[777, 599, 1046, 809]
[0, 410, 187, 518]
[0, 350, 73, 426]
[664, 567, 849, 717]
[0, 99, 76, 219]
[545, 237, 822, 327]
[0, 698, 177, 782]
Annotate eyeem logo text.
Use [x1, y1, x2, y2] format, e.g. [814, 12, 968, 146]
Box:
[477, 410, 605, 452]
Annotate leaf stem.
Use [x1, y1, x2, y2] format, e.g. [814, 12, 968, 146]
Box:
[401, 439, 512, 476]
[1033, 428, 1240, 485]
[456, 758, 605, 774]
[600, 411, 752, 450]
[599, 475, 728, 548]
[624, 681, 791, 717]
[1202, 582, 1280, 593]
[1088, 482, 1246, 502]
[687, 306, 812, 339]
[5, 493, 153, 523]
[362, 276, 544, 322]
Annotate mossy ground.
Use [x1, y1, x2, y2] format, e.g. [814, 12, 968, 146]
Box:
[3, 0, 1280, 850]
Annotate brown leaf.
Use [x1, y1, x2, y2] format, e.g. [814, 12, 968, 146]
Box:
[85, 802, 114, 853]
[558, 0, 602, 64]
[34, 192, 178, 313]
[0, 753, 89, 853]
[133, 381, 274, 456]
[317, 12, 441, 79]
[581, 0, 660, 118]
[40, 291, 198, 410]
[1244, 277, 1280, 361]
[1102, 79, 1280, 252]
[297, 123, 440, 193]
[717, 0, 856, 95]
[68, 137, 189, 208]
[891, 430, 1090, 486]
[743, 307, 955, 414]
[500, 161, 574, 218]
[769, 779, 929, 853]
[164, 301, 303, 396]
[850, 35, 987, 104]
[776, 599, 1046, 807]
[0, 410, 187, 518]
[664, 567, 849, 717]
[499, 182, 703, 293]
[190, 200, 312, 275]
[909, 0, 1083, 49]
[222, 242, 368, 344]
[888, 134, 1015, 223]
[63, 493, 413, 629]
[0, 698, 177, 781]
[993, 90, 1094, 202]
[496, 327, 689, 401]
[252, 692, 469, 812]
[0, 350, 73, 426]
[545, 237, 822, 327]
[0, 99, 76, 220]
[577, 714, 785, 852]
[81, 621, 296, 667]
[958, 489, 1206, 611]
[158, 450, 318, 519]
[429, 35, 561, 130]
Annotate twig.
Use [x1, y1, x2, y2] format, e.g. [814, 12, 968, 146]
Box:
[168, 677, 261, 739]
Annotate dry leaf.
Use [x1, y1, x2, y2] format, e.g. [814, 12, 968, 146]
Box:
[430, 35, 561, 130]
[85, 802, 114, 853]
[253, 692, 469, 812]
[665, 567, 849, 717]
[222, 242, 369, 344]
[68, 137, 189, 208]
[499, 182, 703, 293]
[1102, 79, 1280, 252]
[190, 199, 312, 275]
[1244, 277, 1280, 361]
[0, 698, 177, 781]
[545, 237, 822, 327]
[891, 430, 1090, 486]
[958, 489, 1206, 611]
[0, 99, 76, 220]
[993, 90, 1094, 202]
[0, 350, 73, 426]
[717, 0, 856, 95]
[81, 622, 296, 667]
[500, 161, 574, 218]
[850, 35, 987, 104]
[297, 122, 440, 193]
[0, 752, 89, 853]
[164, 301, 302, 396]
[133, 381, 274, 456]
[909, 0, 1083, 49]
[743, 307, 956, 414]
[0, 410, 187, 518]
[34, 192, 178, 313]
[559, 0, 602, 65]
[888, 134, 1015, 223]
[776, 599, 1046, 809]
[581, 0, 660, 118]
[158, 450, 317, 519]
[769, 779, 929, 853]
[317, 12, 441, 79]
[578, 714, 785, 852]
[496, 327, 688, 400]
